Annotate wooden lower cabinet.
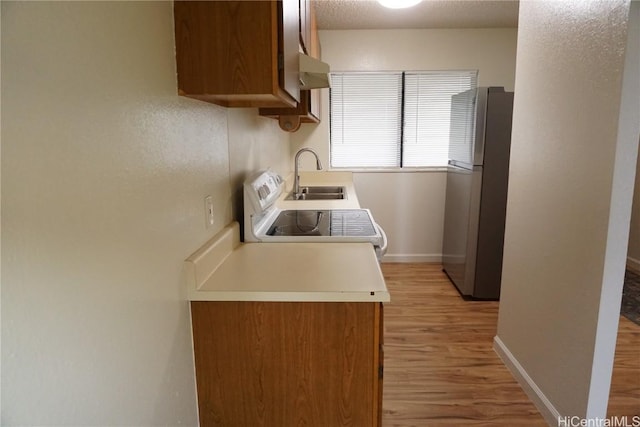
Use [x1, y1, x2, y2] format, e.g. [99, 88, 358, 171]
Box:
[190, 301, 383, 427]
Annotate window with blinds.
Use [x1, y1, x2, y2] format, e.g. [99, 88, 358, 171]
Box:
[330, 73, 402, 168]
[330, 70, 478, 169]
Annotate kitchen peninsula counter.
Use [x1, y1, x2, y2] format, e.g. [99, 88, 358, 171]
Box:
[186, 220, 388, 425]
[186, 176, 388, 426]
[184, 221, 389, 302]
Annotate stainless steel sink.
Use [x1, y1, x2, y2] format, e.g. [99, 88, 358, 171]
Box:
[294, 193, 345, 200]
[303, 186, 345, 194]
[286, 186, 346, 200]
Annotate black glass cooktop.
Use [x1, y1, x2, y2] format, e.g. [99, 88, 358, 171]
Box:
[267, 209, 377, 237]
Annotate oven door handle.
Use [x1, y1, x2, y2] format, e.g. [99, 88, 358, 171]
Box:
[374, 223, 388, 257]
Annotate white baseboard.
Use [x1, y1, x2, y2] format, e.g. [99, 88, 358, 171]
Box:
[493, 336, 559, 426]
[627, 256, 640, 274]
[380, 254, 640, 269]
[381, 253, 442, 263]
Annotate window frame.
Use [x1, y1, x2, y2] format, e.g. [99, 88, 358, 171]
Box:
[328, 69, 479, 172]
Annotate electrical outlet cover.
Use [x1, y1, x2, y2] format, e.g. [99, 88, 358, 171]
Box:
[205, 196, 214, 227]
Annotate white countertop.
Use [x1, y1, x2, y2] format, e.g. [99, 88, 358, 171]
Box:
[185, 222, 390, 302]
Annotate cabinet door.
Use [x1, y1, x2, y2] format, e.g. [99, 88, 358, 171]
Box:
[280, 0, 301, 104]
[259, 1, 321, 125]
[376, 303, 384, 427]
[174, 1, 299, 108]
[191, 301, 379, 426]
[304, 1, 321, 122]
[299, 0, 311, 54]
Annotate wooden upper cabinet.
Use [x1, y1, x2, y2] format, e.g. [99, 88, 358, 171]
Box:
[281, 0, 301, 104]
[306, 2, 322, 121]
[174, 0, 300, 108]
[259, 0, 322, 129]
[299, 0, 311, 54]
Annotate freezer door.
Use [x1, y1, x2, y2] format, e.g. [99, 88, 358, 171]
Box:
[472, 88, 488, 166]
[448, 88, 487, 169]
[442, 165, 482, 296]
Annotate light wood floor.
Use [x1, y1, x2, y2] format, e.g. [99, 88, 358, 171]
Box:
[380, 263, 640, 426]
[608, 311, 640, 417]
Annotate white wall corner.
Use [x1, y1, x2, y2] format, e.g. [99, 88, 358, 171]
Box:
[493, 336, 559, 426]
[587, 0, 640, 417]
[0, 1, 3, 418]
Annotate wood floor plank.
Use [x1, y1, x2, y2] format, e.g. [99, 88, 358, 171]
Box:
[380, 263, 639, 426]
[608, 315, 640, 417]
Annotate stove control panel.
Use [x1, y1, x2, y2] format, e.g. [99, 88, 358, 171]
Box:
[246, 169, 284, 213]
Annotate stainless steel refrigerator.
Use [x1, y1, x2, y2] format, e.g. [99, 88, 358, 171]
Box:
[442, 87, 514, 300]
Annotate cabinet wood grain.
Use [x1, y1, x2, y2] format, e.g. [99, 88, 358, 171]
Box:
[191, 301, 382, 427]
[174, 0, 299, 108]
[259, 0, 321, 125]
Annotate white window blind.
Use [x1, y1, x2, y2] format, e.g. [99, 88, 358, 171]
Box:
[330, 70, 478, 169]
[403, 71, 478, 167]
[330, 73, 402, 168]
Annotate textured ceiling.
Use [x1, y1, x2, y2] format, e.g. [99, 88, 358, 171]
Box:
[314, 0, 519, 30]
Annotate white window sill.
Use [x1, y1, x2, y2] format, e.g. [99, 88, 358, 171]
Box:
[329, 167, 448, 173]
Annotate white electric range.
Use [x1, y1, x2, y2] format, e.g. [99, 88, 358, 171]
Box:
[243, 169, 387, 260]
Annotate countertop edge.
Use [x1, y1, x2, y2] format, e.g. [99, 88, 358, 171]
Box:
[187, 290, 391, 303]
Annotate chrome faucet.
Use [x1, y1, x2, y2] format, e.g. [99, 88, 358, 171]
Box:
[293, 148, 323, 199]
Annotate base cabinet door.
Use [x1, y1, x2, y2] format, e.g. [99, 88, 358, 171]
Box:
[191, 301, 383, 426]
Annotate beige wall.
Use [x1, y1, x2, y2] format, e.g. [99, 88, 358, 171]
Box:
[496, 0, 639, 422]
[293, 28, 518, 261]
[228, 109, 293, 236]
[1, 1, 289, 424]
[628, 148, 640, 271]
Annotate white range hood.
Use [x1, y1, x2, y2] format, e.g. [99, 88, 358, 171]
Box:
[299, 53, 331, 89]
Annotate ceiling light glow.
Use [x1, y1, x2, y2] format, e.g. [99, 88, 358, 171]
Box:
[377, 0, 423, 9]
